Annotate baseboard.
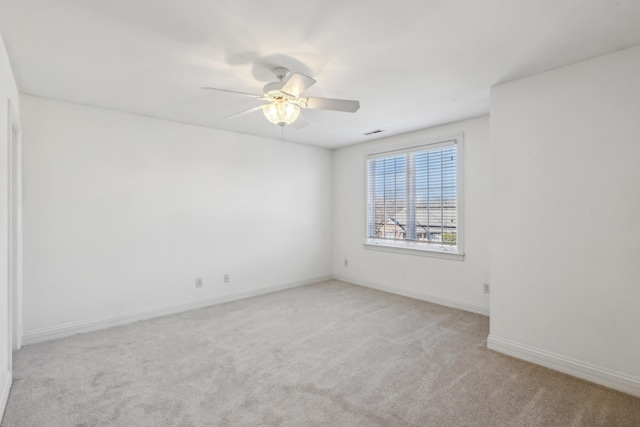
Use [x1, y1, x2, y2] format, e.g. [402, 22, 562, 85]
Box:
[22, 275, 332, 346]
[487, 334, 640, 398]
[333, 275, 489, 316]
[0, 369, 11, 423]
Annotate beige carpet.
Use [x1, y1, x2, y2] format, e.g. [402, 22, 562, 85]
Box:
[3, 280, 639, 426]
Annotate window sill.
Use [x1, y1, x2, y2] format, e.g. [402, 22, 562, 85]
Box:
[363, 239, 464, 261]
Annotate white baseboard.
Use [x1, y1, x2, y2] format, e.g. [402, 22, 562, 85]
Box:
[0, 369, 11, 423]
[22, 275, 332, 346]
[487, 335, 640, 398]
[333, 275, 489, 317]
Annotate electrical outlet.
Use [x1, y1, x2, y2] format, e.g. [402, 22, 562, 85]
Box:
[224, 274, 230, 283]
[344, 259, 348, 267]
[483, 283, 490, 294]
[195, 277, 203, 288]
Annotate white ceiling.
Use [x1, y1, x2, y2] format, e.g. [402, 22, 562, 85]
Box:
[1, 1, 640, 148]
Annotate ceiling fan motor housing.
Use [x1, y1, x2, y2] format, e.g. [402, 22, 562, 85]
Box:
[263, 81, 286, 97]
[263, 67, 292, 97]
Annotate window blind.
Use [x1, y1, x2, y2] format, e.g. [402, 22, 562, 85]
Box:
[367, 141, 458, 247]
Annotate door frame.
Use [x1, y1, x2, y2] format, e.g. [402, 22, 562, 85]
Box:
[7, 99, 22, 359]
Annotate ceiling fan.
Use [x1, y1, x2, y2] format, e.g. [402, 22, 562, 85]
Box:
[202, 67, 360, 127]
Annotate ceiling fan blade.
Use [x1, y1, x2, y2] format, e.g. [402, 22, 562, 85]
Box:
[302, 97, 360, 113]
[202, 87, 264, 98]
[281, 73, 316, 97]
[224, 105, 265, 119]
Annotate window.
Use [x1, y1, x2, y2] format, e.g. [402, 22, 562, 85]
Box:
[365, 134, 463, 259]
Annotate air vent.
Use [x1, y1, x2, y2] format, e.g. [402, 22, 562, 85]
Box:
[363, 129, 385, 136]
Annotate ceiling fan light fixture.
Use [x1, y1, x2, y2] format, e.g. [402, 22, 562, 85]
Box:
[262, 99, 301, 126]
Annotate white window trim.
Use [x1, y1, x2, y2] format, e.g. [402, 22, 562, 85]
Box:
[363, 132, 465, 261]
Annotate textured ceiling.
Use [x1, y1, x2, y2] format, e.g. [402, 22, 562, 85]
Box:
[2, 0, 640, 148]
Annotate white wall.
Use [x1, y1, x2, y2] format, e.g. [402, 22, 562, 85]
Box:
[0, 32, 20, 417]
[21, 95, 333, 342]
[489, 45, 640, 395]
[333, 116, 491, 315]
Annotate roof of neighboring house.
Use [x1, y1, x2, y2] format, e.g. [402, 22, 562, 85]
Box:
[375, 207, 456, 234]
